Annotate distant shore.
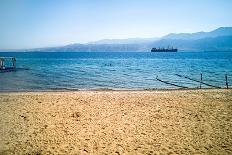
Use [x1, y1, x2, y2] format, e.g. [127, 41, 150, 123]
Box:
[0, 89, 231, 154]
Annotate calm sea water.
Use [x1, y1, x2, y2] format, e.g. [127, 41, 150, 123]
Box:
[0, 52, 231, 91]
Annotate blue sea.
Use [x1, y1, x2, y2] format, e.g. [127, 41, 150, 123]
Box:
[0, 52, 232, 91]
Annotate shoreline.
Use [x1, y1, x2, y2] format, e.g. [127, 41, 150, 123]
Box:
[0, 87, 231, 93]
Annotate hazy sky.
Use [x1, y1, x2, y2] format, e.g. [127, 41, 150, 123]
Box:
[1, 0, 232, 49]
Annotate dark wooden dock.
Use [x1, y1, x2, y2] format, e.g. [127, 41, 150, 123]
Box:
[0, 57, 16, 72]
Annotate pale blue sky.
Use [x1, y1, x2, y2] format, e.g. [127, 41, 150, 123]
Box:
[1, 0, 232, 49]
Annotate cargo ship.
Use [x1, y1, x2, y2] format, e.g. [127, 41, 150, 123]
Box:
[151, 47, 178, 52]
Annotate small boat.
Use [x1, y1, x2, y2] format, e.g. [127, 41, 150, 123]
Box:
[151, 47, 178, 52]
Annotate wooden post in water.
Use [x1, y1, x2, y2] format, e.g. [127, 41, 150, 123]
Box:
[0, 59, 2, 69]
[12, 57, 16, 69]
[200, 73, 202, 89]
[225, 74, 228, 89]
[2, 59, 5, 69]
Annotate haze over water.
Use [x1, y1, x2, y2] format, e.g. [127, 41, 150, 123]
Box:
[0, 51, 231, 91]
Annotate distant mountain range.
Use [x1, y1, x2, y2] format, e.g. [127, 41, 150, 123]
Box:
[21, 27, 232, 52]
[163, 27, 232, 40]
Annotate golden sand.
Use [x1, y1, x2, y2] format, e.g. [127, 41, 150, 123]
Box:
[0, 89, 232, 155]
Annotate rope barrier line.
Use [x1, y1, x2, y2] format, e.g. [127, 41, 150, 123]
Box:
[156, 77, 189, 89]
[175, 74, 221, 89]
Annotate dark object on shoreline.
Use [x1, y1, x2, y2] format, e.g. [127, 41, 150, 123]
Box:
[156, 73, 229, 89]
[151, 47, 178, 52]
[156, 76, 189, 88]
[175, 74, 222, 89]
[0, 57, 16, 72]
[225, 74, 229, 89]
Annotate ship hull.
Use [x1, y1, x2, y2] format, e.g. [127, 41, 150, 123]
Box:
[151, 48, 178, 52]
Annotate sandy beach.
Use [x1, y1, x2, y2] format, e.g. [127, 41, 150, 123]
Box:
[0, 89, 231, 154]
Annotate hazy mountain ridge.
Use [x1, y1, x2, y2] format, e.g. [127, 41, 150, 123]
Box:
[151, 35, 232, 51]
[88, 37, 159, 44]
[163, 27, 232, 40]
[11, 27, 232, 52]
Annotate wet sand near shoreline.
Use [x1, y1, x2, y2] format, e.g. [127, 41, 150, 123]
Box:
[0, 89, 232, 154]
